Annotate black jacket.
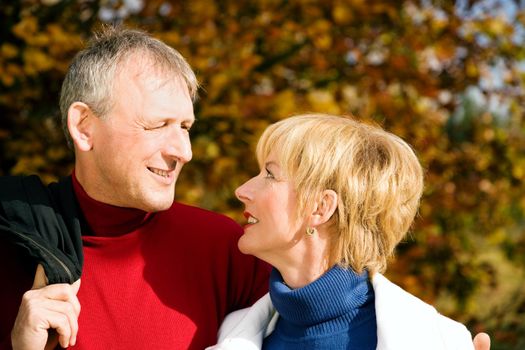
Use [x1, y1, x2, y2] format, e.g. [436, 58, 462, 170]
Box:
[0, 175, 84, 284]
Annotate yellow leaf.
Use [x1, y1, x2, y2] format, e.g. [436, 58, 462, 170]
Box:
[332, 3, 353, 25]
[46, 24, 83, 54]
[1, 74, 15, 87]
[485, 17, 507, 36]
[512, 161, 525, 180]
[307, 90, 341, 114]
[206, 142, 220, 159]
[1, 43, 18, 59]
[466, 60, 478, 78]
[12, 16, 38, 40]
[273, 90, 297, 118]
[314, 34, 332, 50]
[208, 73, 229, 100]
[7, 63, 23, 76]
[27, 33, 50, 47]
[23, 48, 54, 74]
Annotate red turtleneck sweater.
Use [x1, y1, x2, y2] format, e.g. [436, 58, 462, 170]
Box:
[0, 174, 270, 349]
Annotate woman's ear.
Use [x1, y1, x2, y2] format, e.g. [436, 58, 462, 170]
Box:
[68, 102, 95, 152]
[310, 189, 338, 226]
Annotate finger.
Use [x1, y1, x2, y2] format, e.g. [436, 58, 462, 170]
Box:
[32, 282, 81, 306]
[39, 298, 79, 343]
[45, 311, 73, 349]
[42, 302, 79, 348]
[473, 332, 491, 350]
[21, 295, 80, 347]
[23, 276, 81, 347]
[24, 286, 81, 320]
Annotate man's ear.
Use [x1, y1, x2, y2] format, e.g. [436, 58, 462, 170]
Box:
[310, 189, 338, 227]
[67, 102, 95, 152]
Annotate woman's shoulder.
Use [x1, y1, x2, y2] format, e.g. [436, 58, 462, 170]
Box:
[372, 273, 473, 350]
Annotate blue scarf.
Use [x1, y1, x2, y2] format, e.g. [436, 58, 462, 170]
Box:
[263, 265, 377, 350]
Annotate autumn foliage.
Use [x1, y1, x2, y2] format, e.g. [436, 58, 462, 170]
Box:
[1, 1, 524, 348]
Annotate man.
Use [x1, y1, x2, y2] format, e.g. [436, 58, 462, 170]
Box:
[0, 27, 491, 350]
[0, 27, 269, 349]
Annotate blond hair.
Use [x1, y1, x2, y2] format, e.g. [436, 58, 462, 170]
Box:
[256, 114, 424, 274]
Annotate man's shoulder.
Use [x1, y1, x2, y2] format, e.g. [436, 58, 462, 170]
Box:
[0, 175, 55, 226]
[0, 174, 71, 203]
[162, 201, 242, 232]
[168, 201, 234, 219]
[0, 174, 47, 201]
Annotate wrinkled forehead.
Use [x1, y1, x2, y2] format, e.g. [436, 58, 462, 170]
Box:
[117, 51, 185, 85]
[115, 56, 188, 94]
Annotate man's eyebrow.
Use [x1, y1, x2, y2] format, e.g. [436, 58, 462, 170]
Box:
[188, 114, 198, 122]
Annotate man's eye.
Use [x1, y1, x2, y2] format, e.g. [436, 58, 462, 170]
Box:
[146, 124, 166, 130]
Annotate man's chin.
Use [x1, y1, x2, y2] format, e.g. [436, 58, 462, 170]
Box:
[140, 196, 175, 212]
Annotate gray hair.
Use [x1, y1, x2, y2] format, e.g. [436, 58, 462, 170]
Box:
[59, 26, 199, 148]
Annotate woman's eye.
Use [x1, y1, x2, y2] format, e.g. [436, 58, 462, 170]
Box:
[264, 168, 274, 179]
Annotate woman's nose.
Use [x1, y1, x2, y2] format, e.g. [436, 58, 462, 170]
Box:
[235, 179, 253, 202]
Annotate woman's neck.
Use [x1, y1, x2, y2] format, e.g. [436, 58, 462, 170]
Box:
[279, 262, 330, 289]
[268, 236, 332, 289]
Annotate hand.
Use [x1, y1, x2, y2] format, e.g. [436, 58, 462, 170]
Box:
[473, 332, 491, 350]
[11, 264, 81, 350]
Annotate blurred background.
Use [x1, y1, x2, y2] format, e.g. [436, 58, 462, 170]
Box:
[1, 0, 524, 348]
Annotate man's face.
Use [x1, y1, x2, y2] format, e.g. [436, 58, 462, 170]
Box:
[85, 63, 194, 212]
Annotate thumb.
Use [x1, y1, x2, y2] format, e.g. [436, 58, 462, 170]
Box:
[473, 332, 491, 350]
[71, 279, 81, 294]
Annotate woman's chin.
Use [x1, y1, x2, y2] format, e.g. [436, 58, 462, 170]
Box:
[238, 236, 266, 259]
[237, 236, 253, 255]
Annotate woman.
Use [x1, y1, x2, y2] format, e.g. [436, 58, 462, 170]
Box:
[209, 114, 490, 350]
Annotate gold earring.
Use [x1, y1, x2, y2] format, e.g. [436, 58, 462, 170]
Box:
[306, 227, 316, 235]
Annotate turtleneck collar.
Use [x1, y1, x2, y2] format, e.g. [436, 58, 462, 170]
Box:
[71, 170, 153, 237]
[269, 265, 373, 327]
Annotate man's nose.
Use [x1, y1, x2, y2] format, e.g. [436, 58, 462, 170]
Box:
[164, 126, 192, 164]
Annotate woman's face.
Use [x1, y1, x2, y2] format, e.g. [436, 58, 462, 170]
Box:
[235, 153, 305, 262]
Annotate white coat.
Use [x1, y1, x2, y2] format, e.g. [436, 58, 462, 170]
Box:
[207, 274, 474, 350]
